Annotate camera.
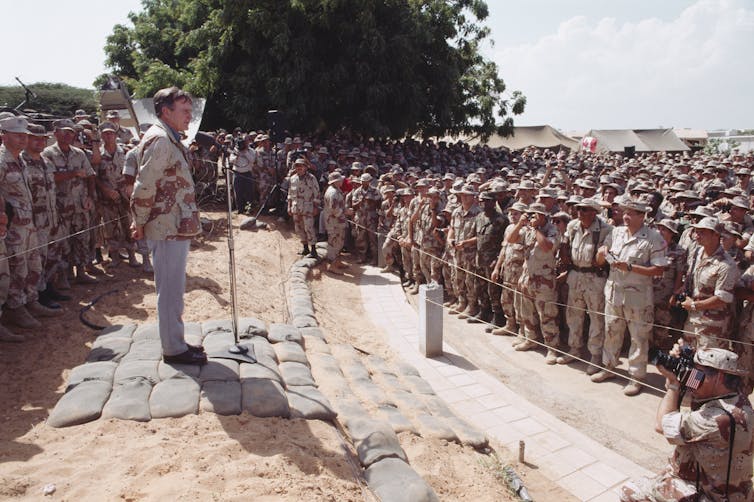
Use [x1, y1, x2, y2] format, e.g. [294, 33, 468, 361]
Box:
[649, 346, 705, 390]
[289, 149, 308, 164]
[675, 292, 687, 305]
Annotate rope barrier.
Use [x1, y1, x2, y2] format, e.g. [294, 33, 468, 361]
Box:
[419, 293, 666, 394]
[343, 214, 754, 350]
[0, 214, 130, 263]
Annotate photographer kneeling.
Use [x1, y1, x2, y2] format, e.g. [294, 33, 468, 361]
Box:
[621, 346, 753, 501]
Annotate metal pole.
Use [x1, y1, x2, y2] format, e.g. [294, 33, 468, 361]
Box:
[225, 162, 239, 344]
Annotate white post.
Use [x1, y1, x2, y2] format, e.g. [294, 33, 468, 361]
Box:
[419, 283, 443, 357]
[377, 233, 386, 268]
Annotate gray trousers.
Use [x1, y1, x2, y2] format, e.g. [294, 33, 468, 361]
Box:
[149, 239, 190, 356]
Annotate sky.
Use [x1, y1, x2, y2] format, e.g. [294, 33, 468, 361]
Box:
[1, 0, 752, 131]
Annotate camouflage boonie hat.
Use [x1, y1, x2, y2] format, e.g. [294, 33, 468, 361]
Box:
[721, 221, 742, 238]
[509, 202, 528, 213]
[53, 118, 76, 131]
[656, 218, 679, 234]
[99, 121, 117, 133]
[575, 198, 601, 211]
[694, 348, 747, 376]
[692, 216, 722, 234]
[27, 124, 49, 137]
[328, 172, 344, 184]
[527, 202, 549, 215]
[360, 173, 373, 182]
[0, 116, 30, 134]
[619, 199, 650, 213]
[456, 184, 477, 196]
[479, 191, 496, 201]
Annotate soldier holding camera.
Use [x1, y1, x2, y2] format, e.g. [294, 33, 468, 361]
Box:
[621, 347, 753, 502]
[676, 217, 739, 350]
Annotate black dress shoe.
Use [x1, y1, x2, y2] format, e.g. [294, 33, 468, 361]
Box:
[163, 349, 207, 365]
[187, 344, 205, 354]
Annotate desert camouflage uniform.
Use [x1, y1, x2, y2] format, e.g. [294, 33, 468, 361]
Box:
[0, 146, 42, 308]
[96, 144, 133, 252]
[418, 199, 443, 283]
[114, 125, 134, 145]
[352, 185, 380, 261]
[621, 394, 754, 502]
[22, 152, 64, 284]
[395, 201, 415, 282]
[499, 224, 526, 327]
[518, 222, 560, 346]
[287, 171, 320, 245]
[323, 184, 346, 261]
[684, 245, 739, 350]
[564, 217, 613, 358]
[451, 204, 481, 307]
[131, 123, 200, 240]
[475, 210, 507, 315]
[602, 224, 667, 379]
[407, 196, 425, 283]
[42, 142, 95, 267]
[254, 148, 275, 208]
[736, 265, 754, 393]
[653, 242, 687, 350]
[380, 197, 399, 267]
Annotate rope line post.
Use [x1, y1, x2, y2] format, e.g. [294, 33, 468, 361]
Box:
[419, 282, 444, 357]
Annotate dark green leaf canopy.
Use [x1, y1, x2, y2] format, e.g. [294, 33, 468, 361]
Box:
[103, 0, 525, 139]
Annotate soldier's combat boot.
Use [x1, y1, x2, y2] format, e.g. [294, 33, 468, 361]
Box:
[590, 369, 615, 383]
[0, 323, 24, 342]
[37, 289, 62, 310]
[27, 301, 64, 318]
[4, 306, 41, 329]
[544, 349, 558, 365]
[46, 283, 71, 302]
[623, 380, 643, 396]
[486, 311, 505, 333]
[128, 250, 140, 267]
[449, 298, 467, 315]
[443, 296, 457, 308]
[586, 355, 601, 376]
[514, 339, 537, 351]
[556, 349, 580, 365]
[406, 283, 420, 295]
[141, 252, 153, 273]
[76, 266, 99, 284]
[457, 303, 478, 320]
[465, 305, 483, 323]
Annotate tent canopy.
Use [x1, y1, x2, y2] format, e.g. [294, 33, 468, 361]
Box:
[468, 125, 579, 151]
[582, 128, 689, 153]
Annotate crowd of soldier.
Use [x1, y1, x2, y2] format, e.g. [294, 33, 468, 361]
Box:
[265, 138, 754, 398]
[0, 109, 150, 343]
[6, 113, 754, 400]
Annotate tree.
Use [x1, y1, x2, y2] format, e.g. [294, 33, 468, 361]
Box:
[104, 0, 525, 138]
[0, 83, 97, 116]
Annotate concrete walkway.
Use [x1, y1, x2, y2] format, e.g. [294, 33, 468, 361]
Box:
[360, 266, 654, 502]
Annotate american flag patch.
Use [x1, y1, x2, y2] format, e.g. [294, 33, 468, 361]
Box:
[684, 369, 705, 390]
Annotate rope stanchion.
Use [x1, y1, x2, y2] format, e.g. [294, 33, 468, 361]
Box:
[344, 215, 754, 352]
